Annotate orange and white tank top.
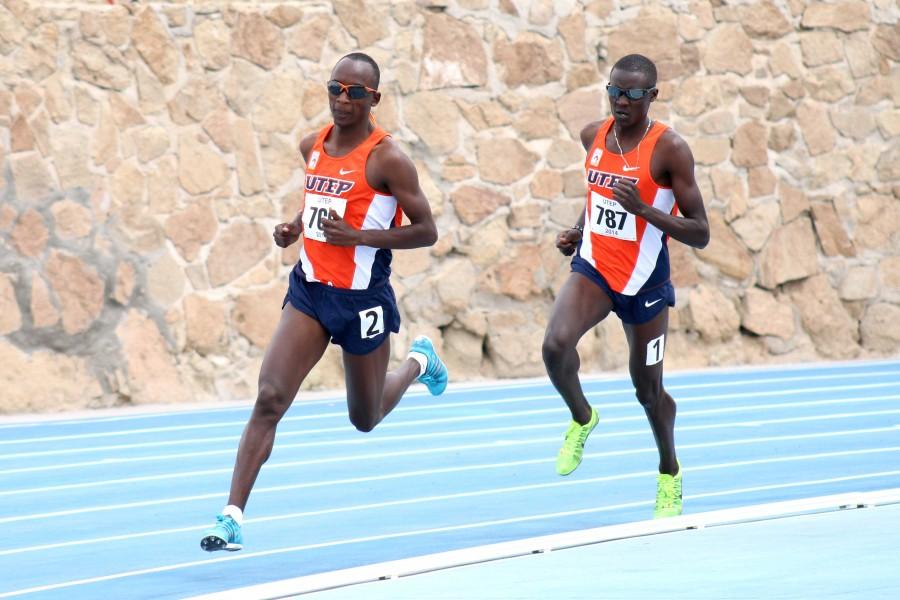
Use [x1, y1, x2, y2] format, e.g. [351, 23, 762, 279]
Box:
[297, 124, 402, 290]
[578, 118, 676, 295]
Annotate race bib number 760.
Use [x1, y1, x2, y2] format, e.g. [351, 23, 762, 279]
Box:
[303, 194, 347, 242]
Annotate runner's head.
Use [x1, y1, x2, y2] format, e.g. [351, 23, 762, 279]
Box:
[607, 54, 657, 127]
[328, 53, 381, 127]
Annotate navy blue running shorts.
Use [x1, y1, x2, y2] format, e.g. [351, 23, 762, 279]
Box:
[283, 269, 401, 355]
[571, 256, 675, 325]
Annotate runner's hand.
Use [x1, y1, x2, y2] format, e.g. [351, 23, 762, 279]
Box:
[322, 209, 360, 246]
[612, 179, 645, 216]
[273, 222, 300, 247]
[556, 228, 581, 256]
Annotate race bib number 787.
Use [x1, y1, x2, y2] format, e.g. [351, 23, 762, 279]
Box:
[589, 191, 636, 241]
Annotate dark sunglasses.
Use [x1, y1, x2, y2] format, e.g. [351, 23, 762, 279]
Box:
[606, 84, 655, 101]
[326, 80, 377, 100]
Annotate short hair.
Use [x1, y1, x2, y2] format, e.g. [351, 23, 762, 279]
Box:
[339, 52, 381, 89]
[611, 54, 657, 87]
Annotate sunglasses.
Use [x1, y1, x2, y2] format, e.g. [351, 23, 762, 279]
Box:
[606, 84, 656, 101]
[326, 80, 378, 100]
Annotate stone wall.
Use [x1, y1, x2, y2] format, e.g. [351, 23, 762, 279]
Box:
[0, 0, 897, 413]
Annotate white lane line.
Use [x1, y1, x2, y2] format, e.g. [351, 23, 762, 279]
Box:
[2, 381, 899, 447]
[3, 449, 899, 557]
[3, 363, 896, 430]
[2, 422, 898, 518]
[4, 393, 898, 462]
[1, 468, 898, 598]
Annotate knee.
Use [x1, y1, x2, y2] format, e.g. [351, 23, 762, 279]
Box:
[542, 332, 569, 365]
[634, 381, 662, 408]
[253, 382, 291, 424]
[348, 408, 379, 433]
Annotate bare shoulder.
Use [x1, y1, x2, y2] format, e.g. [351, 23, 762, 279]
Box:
[370, 136, 415, 172]
[298, 131, 318, 163]
[580, 121, 603, 150]
[657, 127, 693, 158]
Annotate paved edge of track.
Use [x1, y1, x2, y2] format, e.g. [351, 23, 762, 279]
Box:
[183, 487, 900, 600]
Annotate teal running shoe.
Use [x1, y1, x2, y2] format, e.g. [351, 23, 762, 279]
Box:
[409, 335, 448, 396]
[200, 514, 243, 552]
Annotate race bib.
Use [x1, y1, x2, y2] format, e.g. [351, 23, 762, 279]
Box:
[303, 194, 347, 242]
[589, 191, 636, 241]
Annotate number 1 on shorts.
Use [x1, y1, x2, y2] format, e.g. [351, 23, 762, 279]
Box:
[646, 334, 665, 366]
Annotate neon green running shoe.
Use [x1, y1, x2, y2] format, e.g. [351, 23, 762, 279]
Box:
[555, 407, 598, 476]
[654, 462, 683, 518]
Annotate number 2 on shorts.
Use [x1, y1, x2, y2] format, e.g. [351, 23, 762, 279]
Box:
[359, 306, 385, 340]
[646, 334, 665, 366]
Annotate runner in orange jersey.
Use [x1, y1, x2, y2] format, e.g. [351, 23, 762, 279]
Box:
[201, 53, 448, 552]
[543, 54, 710, 519]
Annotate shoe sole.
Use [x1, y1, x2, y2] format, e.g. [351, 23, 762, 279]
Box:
[555, 411, 598, 476]
[200, 535, 243, 552]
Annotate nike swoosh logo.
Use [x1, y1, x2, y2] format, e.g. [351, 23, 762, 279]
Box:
[644, 299, 662, 308]
[339, 168, 355, 175]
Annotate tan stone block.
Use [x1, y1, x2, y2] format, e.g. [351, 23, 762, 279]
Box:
[699, 111, 736, 135]
[333, 0, 387, 48]
[557, 89, 603, 139]
[147, 251, 186, 308]
[495, 32, 564, 87]
[669, 241, 701, 288]
[177, 134, 229, 195]
[759, 217, 819, 289]
[768, 122, 795, 152]
[286, 14, 330, 61]
[710, 167, 747, 222]
[456, 216, 509, 268]
[872, 23, 900, 62]
[224, 59, 268, 117]
[844, 32, 880, 78]
[29, 272, 59, 328]
[769, 42, 802, 79]
[476, 138, 537, 186]
[405, 91, 460, 154]
[206, 221, 270, 287]
[230, 118, 263, 196]
[732, 122, 768, 167]
[801, 1, 871, 32]
[731, 202, 780, 251]
[0, 341, 104, 413]
[193, 18, 230, 71]
[876, 110, 900, 139]
[420, 13, 488, 90]
[529, 170, 563, 200]
[43, 75, 71, 124]
[696, 210, 753, 280]
[183, 293, 228, 356]
[740, 1, 791, 39]
[876, 143, 900, 182]
[73, 85, 98, 126]
[147, 156, 178, 215]
[0, 204, 15, 231]
[231, 283, 283, 348]
[450, 185, 511, 226]
[515, 98, 561, 141]
[0, 273, 22, 335]
[136, 63, 166, 114]
[799, 31, 844, 68]
[879, 256, 900, 292]
[0, 5, 27, 54]
[112, 260, 136, 305]
[687, 283, 740, 342]
[693, 136, 731, 165]
[46, 250, 104, 335]
[91, 109, 119, 167]
[508, 202, 543, 230]
[70, 40, 131, 91]
[51, 129, 92, 190]
[805, 67, 856, 103]
[566, 64, 599, 91]
[839, 266, 878, 301]
[50, 199, 92, 240]
[860, 303, 900, 353]
[607, 7, 681, 79]
[748, 166, 776, 198]
[10, 115, 35, 152]
[116, 309, 192, 404]
[10, 152, 56, 203]
[855, 194, 900, 253]
[562, 169, 586, 198]
[251, 74, 304, 134]
[702, 23, 753, 75]
[11, 208, 48, 258]
[741, 287, 794, 339]
[132, 8, 179, 85]
[14, 82, 42, 118]
[766, 92, 796, 122]
[797, 101, 836, 156]
[787, 274, 859, 359]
